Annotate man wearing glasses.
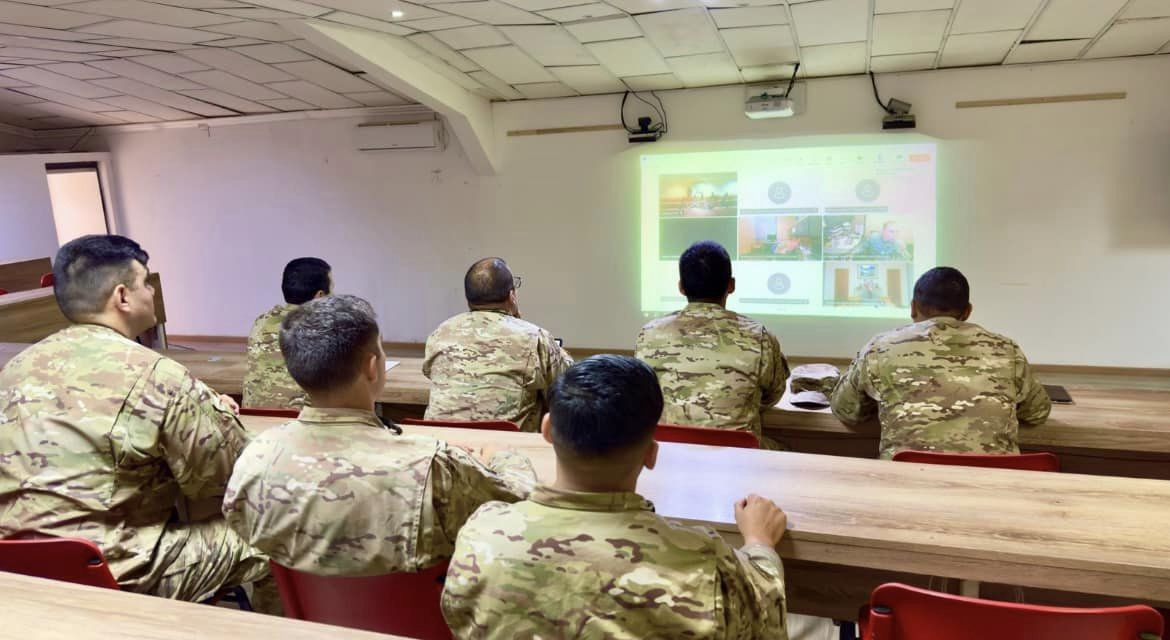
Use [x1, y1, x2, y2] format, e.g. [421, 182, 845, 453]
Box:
[423, 257, 573, 432]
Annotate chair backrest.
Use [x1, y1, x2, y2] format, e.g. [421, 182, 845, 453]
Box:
[401, 417, 521, 432]
[239, 407, 301, 418]
[0, 537, 119, 590]
[655, 423, 760, 449]
[0, 289, 7, 295]
[892, 450, 1060, 472]
[270, 561, 452, 639]
[39, 273, 54, 288]
[862, 583, 1163, 640]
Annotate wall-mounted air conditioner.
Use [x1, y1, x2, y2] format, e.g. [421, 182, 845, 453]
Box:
[355, 120, 445, 152]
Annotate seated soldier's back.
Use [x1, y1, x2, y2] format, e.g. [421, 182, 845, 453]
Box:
[242, 303, 306, 409]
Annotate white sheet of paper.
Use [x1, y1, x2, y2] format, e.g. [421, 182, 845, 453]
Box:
[385, 360, 400, 372]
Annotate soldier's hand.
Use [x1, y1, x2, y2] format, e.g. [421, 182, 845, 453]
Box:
[219, 394, 240, 414]
[451, 442, 502, 465]
[734, 494, 787, 548]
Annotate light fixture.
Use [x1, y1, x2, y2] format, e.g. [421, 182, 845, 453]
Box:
[391, 9, 404, 17]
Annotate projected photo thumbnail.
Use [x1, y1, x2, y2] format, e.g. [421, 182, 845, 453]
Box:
[824, 215, 913, 260]
[738, 215, 823, 260]
[659, 218, 738, 259]
[659, 173, 737, 218]
[823, 261, 913, 309]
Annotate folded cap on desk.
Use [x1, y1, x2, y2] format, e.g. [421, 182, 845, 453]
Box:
[789, 364, 841, 409]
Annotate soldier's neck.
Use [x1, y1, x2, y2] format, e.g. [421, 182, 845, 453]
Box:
[305, 388, 377, 414]
[81, 314, 141, 340]
[552, 464, 641, 493]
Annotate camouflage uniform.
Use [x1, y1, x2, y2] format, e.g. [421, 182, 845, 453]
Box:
[0, 324, 269, 602]
[242, 303, 307, 409]
[423, 310, 573, 432]
[830, 316, 1052, 459]
[442, 485, 789, 639]
[223, 406, 536, 575]
[635, 302, 790, 446]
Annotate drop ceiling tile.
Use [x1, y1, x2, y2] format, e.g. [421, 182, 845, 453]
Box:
[27, 116, 92, 128]
[940, 29, 1020, 66]
[233, 43, 314, 63]
[12, 85, 122, 111]
[182, 69, 287, 99]
[549, 64, 625, 92]
[790, 0, 868, 46]
[260, 97, 315, 110]
[950, 0, 1042, 34]
[537, 3, 623, 21]
[40, 62, 117, 79]
[1003, 39, 1088, 63]
[93, 76, 235, 115]
[264, 80, 362, 108]
[667, 51, 739, 87]
[102, 110, 161, 122]
[344, 90, 409, 105]
[199, 37, 269, 46]
[401, 16, 478, 30]
[416, 53, 487, 89]
[585, 37, 670, 76]
[89, 59, 204, 90]
[67, 0, 240, 27]
[181, 47, 295, 81]
[179, 87, 275, 111]
[0, 88, 45, 104]
[0, 67, 117, 97]
[798, 41, 866, 76]
[1084, 17, 1170, 58]
[134, 52, 211, 73]
[622, 72, 681, 90]
[636, 8, 722, 57]
[875, 0, 952, 11]
[0, 24, 101, 42]
[432, 1, 549, 24]
[871, 10, 949, 56]
[1121, 0, 1170, 18]
[709, 6, 787, 29]
[0, 74, 28, 86]
[87, 37, 185, 50]
[273, 60, 379, 92]
[24, 102, 125, 124]
[500, 0, 586, 11]
[76, 20, 224, 44]
[606, 0, 695, 14]
[101, 48, 162, 56]
[719, 25, 797, 66]
[702, 0, 785, 7]
[151, 0, 251, 9]
[739, 62, 796, 82]
[234, 0, 330, 15]
[463, 45, 554, 82]
[433, 25, 510, 49]
[1027, 0, 1129, 40]
[513, 81, 577, 97]
[321, 12, 415, 35]
[0, 47, 105, 62]
[566, 16, 642, 43]
[100, 93, 197, 118]
[289, 40, 361, 71]
[320, 0, 441, 20]
[500, 25, 597, 65]
[209, 7, 302, 19]
[407, 33, 481, 71]
[468, 69, 523, 98]
[1160, 40, 1170, 52]
[0, 35, 116, 53]
[0, 1, 110, 28]
[202, 21, 298, 41]
[0, 57, 65, 65]
[869, 52, 935, 72]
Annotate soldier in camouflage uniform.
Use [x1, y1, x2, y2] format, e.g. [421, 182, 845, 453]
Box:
[831, 266, 1051, 459]
[241, 257, 332, 409]
[0, 235, 270, 605]
[442, 355, 792, 639]
[423, 258, 573, 432]
[636, 242, 790, 447]
[225, 294, 536, 575]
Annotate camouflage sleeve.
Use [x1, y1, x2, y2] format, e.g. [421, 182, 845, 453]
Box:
[830, 352, 878, 426]
[539, 329, 574, 385]
[1014, 349, 1052, 426]
[430, 443, 536, 546]
[758, 330, 790, 409]
[718, 541, 789, 640]
[154, 358, 250, 502]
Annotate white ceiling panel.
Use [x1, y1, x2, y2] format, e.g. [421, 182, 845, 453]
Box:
[273, 60, 380, 92]
[344, 90, 409, 105]
[320, 12, 415, 35]
[151, 0, 251, 9]
[513, 80, 576, 97]
[0, 35, 115, 53]
[432, 1, 550, 24]
[702, 0, 785, 7]
[402, 16, 479, 30]
[1121, 0, 1170, 19]
[798, 41, 866, 76]
[182, 68, 287, 99]
[181, 47, 295, 81]
[869, 52, 935, 72]
[0, 66, 117, 97]
[549, 64, 625, 92]
[468, 69, 523, 98]
[790, 0, 868, 46]
[25, 102, 125, 123]
[0, 24, 102, 41]
[1003, 39, 1089, 63]
[40, 62, 117, 79]
[622, 72, 682, 90]
[102, 109, 160, 122]
[76, 20, 223, 44]
[0, 47, 104, 62]
[585, 37, 670, 76]
[565, 16, 643, 43]
[1083, 18, 1170, 58]
[0, 87, 54, 105]
[87, 37, 186, 50]
[463, 44, 554, 82]
[950, 0, 1042, 35]
[871, 10, 949, 56]
[100, 94, 198, 118]
[0, 1, 110, 29]
[433, 25, 510, 49]
[739, 62, 796, 82]
[319, 0, 442, 20]
[200, 37, 267, 46]
[237, 0, 330, 16]
[209, 7, 303, 20]
[134, 52, 212, 73]
[265, 80, 362, 107]
[101, 48, 167, 56]
[260, 96, 315, 110]
[289, 40, 361, 71]
[709, 6, 787, 29]
[233, 43, 314, 63]
[537, 3, 623, 22]
[719, 25, 798, 66]
[875, 0, 952, 12]
[88, 58, 204, 90]
[636, 8, 723, 57]
[667, 51, 740, 87]
[407, 33, 481, 71]
[200, 20, 297, 41]
[940, 30, 1020, 67]
[179, 87, 275, 111]
[94, 76, 236, 114]
[1027, 0, 1129, 40]
[66, 0, 239, 27]
[500, 25, 597, 65]
[605, 0, 695, 14]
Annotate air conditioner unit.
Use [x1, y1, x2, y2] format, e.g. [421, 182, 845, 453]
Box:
[355, 120, 445, 151]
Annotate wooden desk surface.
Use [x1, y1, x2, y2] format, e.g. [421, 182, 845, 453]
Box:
[239, 416, 1170, 605]
[0, 570, 406, 640]
[0, 256, 51, 293]
[0, 273, 166, 344]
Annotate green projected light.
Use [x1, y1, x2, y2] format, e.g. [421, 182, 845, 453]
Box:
[640, 143, 937, 319]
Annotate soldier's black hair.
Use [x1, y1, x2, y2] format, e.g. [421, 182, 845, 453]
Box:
[280, 294, 380, 394]
[282, 257, 332, 305]
[53, 234, 150, 322]
[548, 355, 664, 458]
[464, 257, 515, 306]
[678, 241, 732, 302]
[913, 266, 970, 315]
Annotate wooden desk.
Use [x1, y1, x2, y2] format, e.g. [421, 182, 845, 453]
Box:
[0, 273, 167, 344]
[0, 256, 51, 293]
[240, 416, 1170, 618]
[0, 570, 405, 640]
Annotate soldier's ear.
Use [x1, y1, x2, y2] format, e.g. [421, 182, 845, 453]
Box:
[727, 277, 736, 296]
[960, 304, 973, 321]
[540, 413, 554, 444]
[677, 280, 685, 297]
[643, 440, 658, 470]
[110, 283, 131, 312]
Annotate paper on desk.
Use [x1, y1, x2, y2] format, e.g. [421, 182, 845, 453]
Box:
[386, 360, 400, 372]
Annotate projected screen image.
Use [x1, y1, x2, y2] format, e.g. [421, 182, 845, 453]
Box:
[641, 143, 936, 319]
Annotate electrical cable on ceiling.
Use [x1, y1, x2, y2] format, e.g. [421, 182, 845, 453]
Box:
[870, 71, 893, 113]
[649, 91, 667, 134]
[784, 62, 801, 98]
[622, 90, 666, 134]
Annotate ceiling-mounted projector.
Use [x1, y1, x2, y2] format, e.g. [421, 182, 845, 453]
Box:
[745, 93, 796, 119]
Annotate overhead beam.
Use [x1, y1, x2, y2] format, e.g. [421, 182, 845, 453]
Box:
[286, 20, 498, 175]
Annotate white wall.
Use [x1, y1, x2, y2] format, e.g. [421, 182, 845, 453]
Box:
[0, 156, 61, 264]
[99, 55, 1170, 367]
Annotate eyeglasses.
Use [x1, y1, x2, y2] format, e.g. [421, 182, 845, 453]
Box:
[512, 275, 523, 290]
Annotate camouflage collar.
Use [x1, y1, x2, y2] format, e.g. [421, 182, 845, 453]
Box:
[682, 301, 728, 316]
[295, 406, 385, 430]
[530, 485, 655, 513]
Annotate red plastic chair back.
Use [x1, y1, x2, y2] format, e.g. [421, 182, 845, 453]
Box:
[0, 537, 119, 590]
[239, 407, 301, 418]
[271, 561, 452, 639]
[401, 417, 521, 432]
[39, 273, 54, 288]
[0, 289, 7, 295]
[860, 583, 1163, 640]
[892, 450, 1060, 472]
[655, 423, 760, 449]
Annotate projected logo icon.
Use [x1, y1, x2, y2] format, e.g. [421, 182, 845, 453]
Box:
[767, 181, 792, 205]
[767, 273, 792, 295]
[855, 179, 880, 202]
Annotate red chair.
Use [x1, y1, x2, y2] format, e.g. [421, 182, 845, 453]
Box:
[0, 537, 119, 590]
[39, 273, 54, 287]
[271, 561, 452, 639]
[240, 407, 301, 418]
[655, 423, 760, 449]
[859, 583, 1163, 640]
[0, 289, 7, 295]
[892, 450, 1060, 472]
[401, 417, 520, 432]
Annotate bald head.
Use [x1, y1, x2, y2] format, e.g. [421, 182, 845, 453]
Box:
[464, 257, 515, 307]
